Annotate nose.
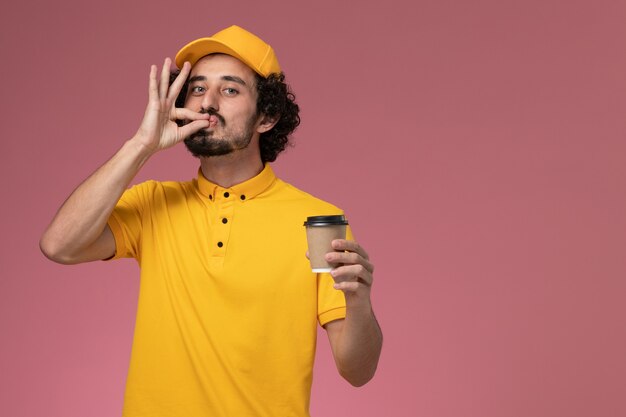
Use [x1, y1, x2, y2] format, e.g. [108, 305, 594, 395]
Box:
[200, 88, 219, 113]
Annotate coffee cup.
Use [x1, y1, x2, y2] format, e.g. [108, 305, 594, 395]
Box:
[303, 215, 349, 272]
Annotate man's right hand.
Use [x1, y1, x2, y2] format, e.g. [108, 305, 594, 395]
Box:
[40, 58, 210, 264]
[132, 58, 210, 155]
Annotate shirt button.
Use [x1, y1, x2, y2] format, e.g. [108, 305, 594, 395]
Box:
[217, 241, 223, 248]
[209, 195, 213, 200]
[240, 195, 246, 200]
[224, 192, 230, 198]
[222, 218, 228, 224]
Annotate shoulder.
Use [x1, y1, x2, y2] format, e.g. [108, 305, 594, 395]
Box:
[121, 179, 197, 205]
[268, 178, 344, 215]
[126, 178, 196, 193]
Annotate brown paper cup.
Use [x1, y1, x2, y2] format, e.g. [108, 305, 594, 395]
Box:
[304, 215, 349, 273]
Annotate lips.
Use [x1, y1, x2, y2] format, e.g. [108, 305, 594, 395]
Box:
[208, 115, 219, 128]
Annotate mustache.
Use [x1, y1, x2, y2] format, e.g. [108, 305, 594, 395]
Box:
[199, 108, 226, 126]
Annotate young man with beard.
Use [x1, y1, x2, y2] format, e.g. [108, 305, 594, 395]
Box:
[40, 25, 382, 416]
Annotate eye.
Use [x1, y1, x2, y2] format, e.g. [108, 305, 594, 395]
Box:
[223, 87, 239, 96]
[190, 86, 206, 95]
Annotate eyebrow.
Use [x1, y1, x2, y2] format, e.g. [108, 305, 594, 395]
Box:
[222, 75, 247, 86]
[188, 75, 248, 86]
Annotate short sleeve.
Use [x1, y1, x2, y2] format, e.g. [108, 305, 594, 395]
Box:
[106, 182, 154, 260]
[316, 225, 355, 326]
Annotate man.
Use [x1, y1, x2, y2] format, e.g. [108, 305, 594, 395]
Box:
[40, 25, 382, 416]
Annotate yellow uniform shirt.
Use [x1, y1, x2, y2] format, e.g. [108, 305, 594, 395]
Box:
[108, 164, 348, 417]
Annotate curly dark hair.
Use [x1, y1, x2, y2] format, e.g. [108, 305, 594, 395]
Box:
[173, 70, 300, 163]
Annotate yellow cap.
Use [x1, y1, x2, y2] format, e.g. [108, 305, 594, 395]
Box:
[175, 25, 281, 77]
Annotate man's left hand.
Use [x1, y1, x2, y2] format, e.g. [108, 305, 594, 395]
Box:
[325, 239, 374, 297]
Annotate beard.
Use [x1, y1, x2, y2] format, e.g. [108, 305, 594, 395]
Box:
[184, 110, 257, 158]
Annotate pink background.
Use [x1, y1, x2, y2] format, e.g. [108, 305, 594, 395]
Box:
[2, 0, 626, 416]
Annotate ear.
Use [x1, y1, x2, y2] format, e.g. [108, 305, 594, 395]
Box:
[256, 114, 279, 134]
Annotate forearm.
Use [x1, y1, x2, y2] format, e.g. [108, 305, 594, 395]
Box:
[40, 138, 153, 263]
[334, 295, 383, 386]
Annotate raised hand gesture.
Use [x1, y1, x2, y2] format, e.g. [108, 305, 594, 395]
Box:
[133, 58, 209, 154]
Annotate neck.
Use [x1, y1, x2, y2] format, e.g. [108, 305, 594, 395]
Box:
[198, 151, 264, 188]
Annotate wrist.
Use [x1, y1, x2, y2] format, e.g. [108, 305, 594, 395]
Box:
[126, 136, 158, 161]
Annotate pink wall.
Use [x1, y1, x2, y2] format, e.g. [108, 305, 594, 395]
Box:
[2, 0, 626, 416]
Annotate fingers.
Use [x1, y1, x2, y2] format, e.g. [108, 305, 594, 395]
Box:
[332, 239, 370, 261]
[325, 245, 374, 274]
[148, 59, 180, 103]
[148, 65, 158, 102]
[168, 61, 191, 100]
[330, 263, 373, 294]
[332, 281, 362, 292]
[159, 57, 171, 99]
[330, 263, 373, 287]
[324, 239, 375, 295]
[173, 107, 210, 122]
[177, 119, 210, 141]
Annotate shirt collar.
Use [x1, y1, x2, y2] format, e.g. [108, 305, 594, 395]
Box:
[196, 163, 277, 202]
